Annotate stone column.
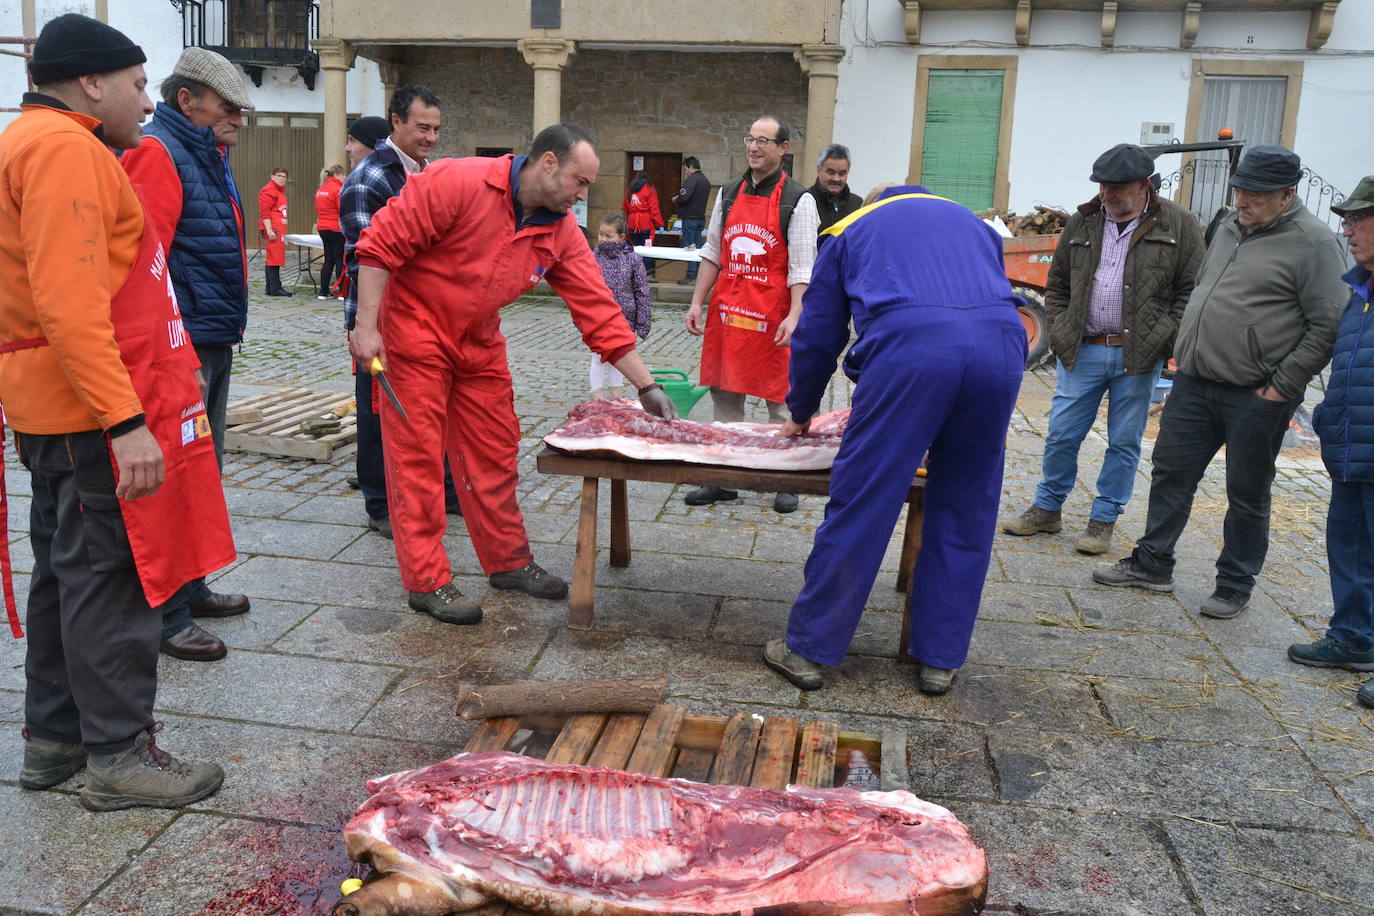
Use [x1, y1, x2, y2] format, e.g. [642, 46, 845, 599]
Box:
[377, 61, 403, 109]
[794, 44, 845, 179]
[314, 38, 355, 171]
[517, 39, 576, 135]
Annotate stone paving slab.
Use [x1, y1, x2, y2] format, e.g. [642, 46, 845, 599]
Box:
[966, 618, 1225, 682]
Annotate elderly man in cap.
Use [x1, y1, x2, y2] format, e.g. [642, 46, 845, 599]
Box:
[1094, 145, 1347, 618]
[1288, 177, 1374, 710]
[1004, 143, 1204, 555]
[1, 12, 226, 809]
[121, 47, 256, 661]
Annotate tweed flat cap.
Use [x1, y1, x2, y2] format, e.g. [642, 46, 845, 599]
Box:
[1229, 145, 1301, 191]
[1331, 176, 1374, 217]
[1090, 144, 1155, 184]
[173, 47, 254, 110]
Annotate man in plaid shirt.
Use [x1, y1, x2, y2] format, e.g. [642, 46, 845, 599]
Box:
[1002, 143, 1204, 556]
[340, 84, 456, 536]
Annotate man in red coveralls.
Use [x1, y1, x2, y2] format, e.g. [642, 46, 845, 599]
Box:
[684, 116, 818, 514]
[349, 123, 677, 624]
[258, 166, 291, 296]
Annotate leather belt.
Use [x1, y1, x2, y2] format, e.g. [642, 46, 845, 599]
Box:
[1084, 334, 1124, 346]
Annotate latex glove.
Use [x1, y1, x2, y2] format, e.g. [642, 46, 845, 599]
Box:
[639, 385, 678, 421]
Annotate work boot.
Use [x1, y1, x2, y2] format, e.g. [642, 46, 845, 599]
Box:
[160, 623, 227, 661]
[366, 514, 393, 539]
[684, 484, 738, 506]
[762, 638, 823, 690]
[81, 726, 224, 812]
[1091, 555, 1174, 592]
[1199, 587, 1249, 619]
[19, 729, 86, 790]
[917, 665, 958, 696]
[1359, 679, 1374, 709]
[408, 583, 483, 625]
[489, 561, 569, 600]
[189, 592, 250, 618]
[772, 492, 799, 514]
[1002, 505, 1062, 536]
[1075, 519, 1114, 555]
[1287, 635, 1374, 671]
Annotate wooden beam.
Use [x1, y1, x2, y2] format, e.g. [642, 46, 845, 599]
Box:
[1015, 0, 1032, 45]
[900, 0, 922, 43]
[1307, 1, 1338, 49]
[1101, 0, 1117, 48]
[1180, 1, 1200, 49]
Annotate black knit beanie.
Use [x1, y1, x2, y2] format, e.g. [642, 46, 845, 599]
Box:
[28, 14, 146, 85]
[347, 116, 391, 151]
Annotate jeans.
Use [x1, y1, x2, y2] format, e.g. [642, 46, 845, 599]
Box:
[628, 230, 655, 277]
[680, 218, 704, 277]
[159, 578, 213, 640]
[1034, 346, 1161, 522]
[1132, 374, 1299, 595]
[1326, 478, 1374, 652]
[356, 363, 388, 521]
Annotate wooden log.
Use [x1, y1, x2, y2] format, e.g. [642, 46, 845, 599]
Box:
[455, 676, 668, 719]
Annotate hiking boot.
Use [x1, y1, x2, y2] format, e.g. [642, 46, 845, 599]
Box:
[1359, 679, 1374, 709]
[684, 484, 738, 506]
[407, 584, 483, 625]
[772, 492, 799, 514]
[489, 561, 568, 600]
[160, 623, 227, 661]
[366, 514, 392, 539]
[19, 730, 86, 790]
[762, 638, 823, 690]
[1091, 555, 1173, 592]
[918, 665, 958, 696]
[1287, 635, 1374, 671]
[1002, 505, 1062, 536]
[1075, 519, 1115, 556]
[1199, 587, 1249, 619]
[81, 726, 224, 812]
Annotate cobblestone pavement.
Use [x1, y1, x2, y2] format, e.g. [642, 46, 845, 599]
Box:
[2, 285, 1370, 915]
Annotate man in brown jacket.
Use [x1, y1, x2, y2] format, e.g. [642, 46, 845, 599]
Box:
[1003, 144, 1204, 554]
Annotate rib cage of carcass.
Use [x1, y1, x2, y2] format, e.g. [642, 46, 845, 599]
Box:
[335, 751, 988, 916]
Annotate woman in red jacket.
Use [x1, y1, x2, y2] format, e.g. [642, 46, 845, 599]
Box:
[314, 164, 345, 300]
[258, 166, 290, 296]
[622, 170, 663, 280]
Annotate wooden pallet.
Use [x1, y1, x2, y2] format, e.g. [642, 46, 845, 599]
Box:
[224, 386, 357, 462]
[462, 704, 900, 791]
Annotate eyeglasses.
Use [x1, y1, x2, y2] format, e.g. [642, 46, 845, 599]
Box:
[743, 135, 781, 147]
[1341, 211, 1372, 231]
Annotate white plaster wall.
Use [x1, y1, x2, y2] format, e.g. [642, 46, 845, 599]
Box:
[1293, 57, 1374, 202]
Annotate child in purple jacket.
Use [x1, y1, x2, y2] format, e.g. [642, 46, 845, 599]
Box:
[590, 213, 653, 399]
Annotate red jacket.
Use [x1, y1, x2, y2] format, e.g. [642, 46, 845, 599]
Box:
[315, 175, 341, 232]
[356, 155, 636, 363]
[623, 183, 662, 234]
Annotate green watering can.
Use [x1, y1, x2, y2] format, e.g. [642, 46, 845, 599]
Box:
[651, 369, 710, 418]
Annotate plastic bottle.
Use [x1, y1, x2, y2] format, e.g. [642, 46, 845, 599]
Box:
[841, 749, 879, 791]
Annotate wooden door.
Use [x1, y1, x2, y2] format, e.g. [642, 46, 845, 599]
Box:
[625, 152, 683, 224]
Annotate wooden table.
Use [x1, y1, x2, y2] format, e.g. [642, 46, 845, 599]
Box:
[535, 447, 925, 659]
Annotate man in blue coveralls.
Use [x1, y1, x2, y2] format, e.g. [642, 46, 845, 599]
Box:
[763, 185, 1026, 695]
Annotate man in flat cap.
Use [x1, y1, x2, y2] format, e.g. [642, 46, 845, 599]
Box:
[1288, 176, 1374, 710]
[1004, 143, 1204, 555]
[1094, 145, 1347, 619]
[1, 12, 226, 809]
[122, 47, 256, 662]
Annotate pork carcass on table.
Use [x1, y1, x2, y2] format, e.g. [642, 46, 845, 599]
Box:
[335, 750, 987, 916]
[543, 399, 850, 472]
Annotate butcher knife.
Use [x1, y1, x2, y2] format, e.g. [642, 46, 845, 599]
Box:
[368, 356, 410, 421]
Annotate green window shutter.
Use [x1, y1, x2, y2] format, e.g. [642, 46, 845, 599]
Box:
[920, 70, 1004, 212]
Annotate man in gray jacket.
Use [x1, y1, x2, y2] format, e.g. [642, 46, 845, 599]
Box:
[1094, 145, 1347, 619]
[1003, 144, 1204, 555]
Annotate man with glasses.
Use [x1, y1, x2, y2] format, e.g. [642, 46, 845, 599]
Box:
[1288, 177, 1374, 710]
[1094, 145, 1346, 620]
[684, 116, 819, 514]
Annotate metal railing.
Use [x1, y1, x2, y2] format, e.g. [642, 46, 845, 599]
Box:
[176, 0, 319, 59]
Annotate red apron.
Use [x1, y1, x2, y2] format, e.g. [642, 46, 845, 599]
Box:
[699, 175, 792, 403]
[0, 191, 236, 635]
[261, 182, 288, 267]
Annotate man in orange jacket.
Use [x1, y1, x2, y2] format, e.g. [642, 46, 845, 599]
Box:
[350, 123, 677, 624]
[0, 13, 226, 810]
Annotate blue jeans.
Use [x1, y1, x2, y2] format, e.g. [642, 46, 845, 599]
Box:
[159, 577, 212, 640]
[680, 218, 704, 277]
[1035, 345, 1161, 522]
[1327, 478, 1374, 652]
[1132, 374, 1299, 594]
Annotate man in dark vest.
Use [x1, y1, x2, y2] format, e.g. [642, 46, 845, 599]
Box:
[806, 143, 862, 237]
[683, 115, 818, 514]
[121, 47, 255, 661]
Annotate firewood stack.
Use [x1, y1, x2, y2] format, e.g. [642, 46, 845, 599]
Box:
[978, 205, 1071, 237]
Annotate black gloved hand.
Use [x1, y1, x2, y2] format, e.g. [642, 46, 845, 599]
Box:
[638, 384, 678, 421]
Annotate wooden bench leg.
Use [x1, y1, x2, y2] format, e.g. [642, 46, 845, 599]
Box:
[609, 478, 630, 568]
[897, 490, 923, 662]
[569, 476, 599, 629]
